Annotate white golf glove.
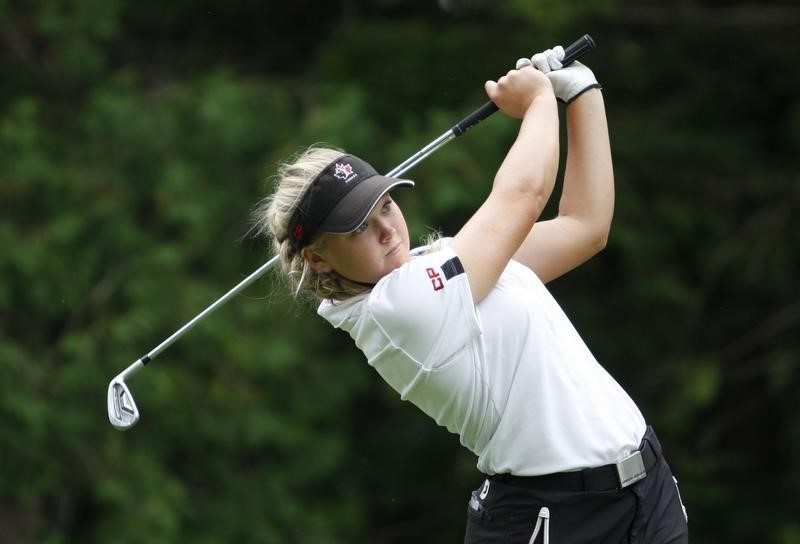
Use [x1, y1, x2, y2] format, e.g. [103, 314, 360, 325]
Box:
[516, 46, 600, 104]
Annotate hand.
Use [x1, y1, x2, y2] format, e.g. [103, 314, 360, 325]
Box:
[516, 46, 601, 104]
[484, 66, 553, 119]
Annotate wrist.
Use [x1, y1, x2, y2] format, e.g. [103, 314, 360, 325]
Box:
[526, 83, 556, 107]
[564, 84, 602, 106]
[522, 92, 558, 123]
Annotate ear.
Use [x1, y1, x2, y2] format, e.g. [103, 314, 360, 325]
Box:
[302, 247, 333, 274]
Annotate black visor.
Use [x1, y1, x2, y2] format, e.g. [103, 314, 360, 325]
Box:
[287, 154, 414, 251]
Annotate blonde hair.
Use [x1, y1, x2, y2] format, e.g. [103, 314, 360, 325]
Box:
[251, 145, 375, 302]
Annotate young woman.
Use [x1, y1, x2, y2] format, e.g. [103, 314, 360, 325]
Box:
[253, 48, 689, 543]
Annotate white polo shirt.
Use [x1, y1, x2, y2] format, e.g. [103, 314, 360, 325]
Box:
[318, 243, 647, 476]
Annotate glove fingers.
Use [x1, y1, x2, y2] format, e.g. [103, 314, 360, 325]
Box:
[531, 52, 551, 73]
[552, 45, 565, 67]
[515, 57, 532, 69]
[532, 48, 564, 73]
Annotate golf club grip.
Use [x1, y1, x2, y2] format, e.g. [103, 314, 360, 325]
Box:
[451, 34, 596, 137]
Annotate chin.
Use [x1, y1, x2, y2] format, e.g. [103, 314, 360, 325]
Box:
[392, 250, 411, 266]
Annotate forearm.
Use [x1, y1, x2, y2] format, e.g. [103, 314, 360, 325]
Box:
[494, 94, 560, 204]
[455, 73, 559, 302]
[559, 88, 614, 243]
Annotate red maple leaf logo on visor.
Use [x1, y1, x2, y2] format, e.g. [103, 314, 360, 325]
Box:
[334, 163, 357, 182]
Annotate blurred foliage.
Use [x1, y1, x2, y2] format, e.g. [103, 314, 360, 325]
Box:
[1, 0, 799, 543]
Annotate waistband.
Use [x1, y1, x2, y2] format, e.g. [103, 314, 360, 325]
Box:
[489, 426, 662, 493]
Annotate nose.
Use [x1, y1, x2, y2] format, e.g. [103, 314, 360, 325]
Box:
[377, 218, 395, 243]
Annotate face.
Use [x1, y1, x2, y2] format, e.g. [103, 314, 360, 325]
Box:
[305, 194, 410, 284]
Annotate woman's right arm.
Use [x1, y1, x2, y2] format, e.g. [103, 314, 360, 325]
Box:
[451, 67, 559, 303]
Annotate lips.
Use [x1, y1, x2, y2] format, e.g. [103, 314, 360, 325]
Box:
[385, 243, 401, 257]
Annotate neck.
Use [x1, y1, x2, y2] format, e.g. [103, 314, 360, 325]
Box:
[339, 275, 376, 289]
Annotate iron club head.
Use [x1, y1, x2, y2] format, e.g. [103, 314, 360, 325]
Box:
[108, 360, 145, 430]
[108, 377, 139, 430]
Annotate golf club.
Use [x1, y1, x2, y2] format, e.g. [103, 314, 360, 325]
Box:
[108, 34, 596, 430]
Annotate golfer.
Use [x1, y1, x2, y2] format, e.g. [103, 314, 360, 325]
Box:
[253, 48, 689, 543]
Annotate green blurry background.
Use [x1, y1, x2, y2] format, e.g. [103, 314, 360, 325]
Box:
[1, 1, 798, 542]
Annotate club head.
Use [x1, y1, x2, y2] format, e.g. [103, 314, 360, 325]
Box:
[108, 378, 139, 430]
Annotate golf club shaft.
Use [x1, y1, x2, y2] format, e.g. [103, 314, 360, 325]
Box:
[119, 34, 596, 380]
[387, 34, 595, 176]
[145, 255, 280, 362]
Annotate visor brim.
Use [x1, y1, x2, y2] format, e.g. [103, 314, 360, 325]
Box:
[317, 176, 414, 234]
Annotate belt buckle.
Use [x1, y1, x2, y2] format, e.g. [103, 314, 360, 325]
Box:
[615, 450, 646, 488]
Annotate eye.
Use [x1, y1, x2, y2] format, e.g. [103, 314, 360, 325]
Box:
[352, 222, 368, 235]
[382, 200, 393, 213]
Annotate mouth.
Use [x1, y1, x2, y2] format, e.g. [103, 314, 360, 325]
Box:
[386, 243, 402, 257]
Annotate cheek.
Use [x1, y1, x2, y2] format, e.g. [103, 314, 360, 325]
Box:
[392, 210, 407, 232]
[320, 240, 349, 270]
[332, 238, 373, 270]
[398, 218, 410, 240]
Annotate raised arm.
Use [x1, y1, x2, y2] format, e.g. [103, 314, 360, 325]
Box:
[452, 66, 559, 303]
[511, 52, 614, 283]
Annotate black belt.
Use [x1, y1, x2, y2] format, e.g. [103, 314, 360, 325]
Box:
[489, 426, 661, 493]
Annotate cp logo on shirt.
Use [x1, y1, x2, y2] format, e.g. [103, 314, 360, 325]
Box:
[426, 267, 444, 291]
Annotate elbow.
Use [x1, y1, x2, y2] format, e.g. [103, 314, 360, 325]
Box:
[576, 208, 613, 255]
[571, 218, 611, 258]
[595, 233, 609, 253]
[592, 224, 611, 253]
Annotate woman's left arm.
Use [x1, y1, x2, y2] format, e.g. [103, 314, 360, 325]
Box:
[512, 87, 614, 283]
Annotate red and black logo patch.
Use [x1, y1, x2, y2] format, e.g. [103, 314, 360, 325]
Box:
[425, 257, 464, 291]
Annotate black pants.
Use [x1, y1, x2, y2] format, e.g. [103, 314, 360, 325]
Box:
[463, 427, 689, 543]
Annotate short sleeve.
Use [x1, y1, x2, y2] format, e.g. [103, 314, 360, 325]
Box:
[366, 244, 480, 370]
